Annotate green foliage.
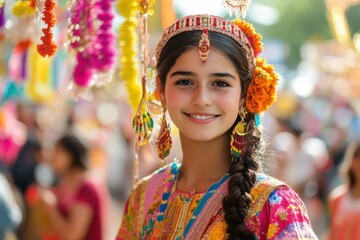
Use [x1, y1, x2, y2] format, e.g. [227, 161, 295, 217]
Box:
[346, 4, 360, 36]
[252, 0, 332, 68]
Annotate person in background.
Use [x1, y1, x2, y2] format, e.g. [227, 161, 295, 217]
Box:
[328, 141, 360, 240]
[0, 172, 22, 240]
[41, 135, 108, 240]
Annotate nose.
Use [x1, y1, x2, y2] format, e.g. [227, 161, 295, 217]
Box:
[191, 84, 212, 107]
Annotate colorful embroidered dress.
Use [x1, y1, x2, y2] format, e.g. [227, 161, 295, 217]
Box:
[116, 162, 317, 239]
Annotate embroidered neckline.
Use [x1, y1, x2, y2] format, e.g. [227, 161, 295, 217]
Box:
[141, 162, 230, 239]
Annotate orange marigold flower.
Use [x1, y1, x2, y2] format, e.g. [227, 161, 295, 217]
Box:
[232, 19, 263, 57]
[246, 57, 278, 113]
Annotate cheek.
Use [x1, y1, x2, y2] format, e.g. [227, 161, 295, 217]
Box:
[164, 86, 188, 109]
[352, 160, 360, 171]
[215, 92, 241, 117]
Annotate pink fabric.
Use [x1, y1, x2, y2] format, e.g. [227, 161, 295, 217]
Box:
[58, 180, 105, 240]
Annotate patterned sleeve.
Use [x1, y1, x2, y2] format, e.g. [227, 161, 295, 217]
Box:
[266, 185, 318, 240]
[116, 181, 146, 240]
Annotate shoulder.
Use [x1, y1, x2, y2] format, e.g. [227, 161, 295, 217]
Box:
[328, 184, 348, 203]
[247, 174, 317, 239]
[250, 173, 285, 202]
[129, 162, 180, 198]
[248, 174, 308, 218]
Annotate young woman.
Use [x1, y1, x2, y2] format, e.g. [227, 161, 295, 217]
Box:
[328, 142, 360, 240]
[116, 15, 317, 239]
[41, 135, 107, 240]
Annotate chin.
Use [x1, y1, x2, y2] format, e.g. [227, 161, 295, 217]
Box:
[180, 130, 224, 142]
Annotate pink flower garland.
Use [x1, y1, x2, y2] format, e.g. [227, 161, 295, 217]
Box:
[66, 0, 95, 100]
[67, 0, 117, 97]
[92, 0, 117, 74]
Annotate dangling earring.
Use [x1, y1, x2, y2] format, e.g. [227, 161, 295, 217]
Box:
[156, 106, 172, 166]
[230, 107, 249, 159]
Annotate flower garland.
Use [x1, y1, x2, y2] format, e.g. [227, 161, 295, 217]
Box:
[246, 57, 278, 113]
[66, 0, 96, 99]
[66, 0, 90, 52]
[233, 19, 278, 113]
[138, 0, 156, 15]
[92, 0, 117, 86]
[37, 0, 57, 57]
[0, 2, 5, 43]
[116, 0, 141, 109]
[232, 19, 263, 57]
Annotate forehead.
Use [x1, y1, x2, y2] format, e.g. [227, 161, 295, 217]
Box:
[167, 48, 239, 77]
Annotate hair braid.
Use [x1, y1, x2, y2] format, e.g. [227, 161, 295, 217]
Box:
[223, 114, 263, 240]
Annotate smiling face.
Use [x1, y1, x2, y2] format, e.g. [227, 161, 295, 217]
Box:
[162, 48, 241, 142]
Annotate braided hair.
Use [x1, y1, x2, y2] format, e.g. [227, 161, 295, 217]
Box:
[157, 31, 264, 239]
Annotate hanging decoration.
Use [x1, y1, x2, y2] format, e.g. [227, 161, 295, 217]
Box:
[8, 0, 37, 50]
[66, 0, 95, 100]
[36, 0, 57, 57]
[161, 0, 175, 29]
[116, 0, 141, 109]
[0, 2, 4, 37]
[66, 0, 117, 99]
[92, 0, 117, 86]
[0, 81, 24, 106]
[27, 45, 54, 103]
[132, 1, 156, 146]
[222, 0, 252, 18]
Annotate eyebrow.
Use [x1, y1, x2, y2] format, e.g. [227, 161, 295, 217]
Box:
[170, 71, 237, 80]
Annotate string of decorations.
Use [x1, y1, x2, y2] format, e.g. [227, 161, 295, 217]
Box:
[66, 0, 117, 99]
[37, 0, 57, 57]
[92, 0, 117, 86]
[116, 0, 141, 109]
[67, 0, 96, 100]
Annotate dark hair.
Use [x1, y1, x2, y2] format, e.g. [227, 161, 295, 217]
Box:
[56, 135, 88, 170]
[157, 31, 264, 239]
[341, 141, 360, 188]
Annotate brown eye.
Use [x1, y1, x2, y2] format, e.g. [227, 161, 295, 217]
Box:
[212, 81, 230, 87]
[175, 79, 193, 86]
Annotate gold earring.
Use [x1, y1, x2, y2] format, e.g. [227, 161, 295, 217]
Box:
[230, 106, 249, 158]
[156, 107, 172, 166]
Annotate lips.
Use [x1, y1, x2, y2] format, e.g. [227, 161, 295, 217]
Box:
[188, 114, 217, 120]
[184, 112, 221, 122]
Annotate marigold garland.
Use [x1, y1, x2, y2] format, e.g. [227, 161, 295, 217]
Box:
[246, 57, 278, 113]
[37, 0, 57, 57]
[232, 19, 263, 57]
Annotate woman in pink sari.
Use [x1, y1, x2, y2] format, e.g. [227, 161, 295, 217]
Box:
[116, 13, 317, 240]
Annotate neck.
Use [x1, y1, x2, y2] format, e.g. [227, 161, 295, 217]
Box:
[61, 167, 85, 185]
[177, 131, 231, 192]
[351, 181, 360, 199]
